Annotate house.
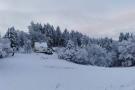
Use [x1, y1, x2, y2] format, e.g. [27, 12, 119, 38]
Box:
[34, 42, 48, 52]
[34, 42, 53, 55]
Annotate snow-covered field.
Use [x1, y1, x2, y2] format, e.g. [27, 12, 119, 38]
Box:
[0, 53, 135, 90]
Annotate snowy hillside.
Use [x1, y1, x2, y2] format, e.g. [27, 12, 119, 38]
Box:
[0, 53, 135, 90]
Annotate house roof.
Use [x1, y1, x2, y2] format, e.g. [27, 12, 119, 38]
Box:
[35, 42, 48, 48]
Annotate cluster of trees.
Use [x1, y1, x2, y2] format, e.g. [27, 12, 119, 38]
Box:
[58, 40, 113, 67]
[0, 22, 88, 53]
[3, 27, 32, 53]
[0, 37, 14, 58]
[58, 32, 135, 67]
[28, 22, 87, 48]
[0, 21, 135, 67]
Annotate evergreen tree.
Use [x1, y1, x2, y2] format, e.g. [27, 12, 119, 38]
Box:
[44, 24, 56, 47]
[62, 29, 70, 47]
[4, 27, 18, 49]
[55, 26, 63, 46]
[81, 35, 89, 47]
[119, 32, 132, 42]
[28, 22, 46, 47]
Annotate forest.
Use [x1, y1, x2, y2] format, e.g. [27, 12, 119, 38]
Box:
[0, 21, 135, 67]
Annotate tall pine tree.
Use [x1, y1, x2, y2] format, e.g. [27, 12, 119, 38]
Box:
[4, 27, 18, 49]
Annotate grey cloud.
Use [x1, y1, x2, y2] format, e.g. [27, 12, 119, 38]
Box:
[1, 0, 135, 39]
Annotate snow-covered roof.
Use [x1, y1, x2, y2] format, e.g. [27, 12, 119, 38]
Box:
[35, 42, 48, 48]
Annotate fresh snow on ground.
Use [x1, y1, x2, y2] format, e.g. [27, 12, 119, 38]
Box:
[0, 53, 135, 90]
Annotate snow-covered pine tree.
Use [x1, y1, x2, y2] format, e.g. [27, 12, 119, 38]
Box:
[55, 26, 63, 46]
[17, 31, 29, 48]
[69, 31, 83, 46]
[28, 22, 46, 48]
[44, 24, 56, 47]
[70, 30, 78, 46]
[58, 40, 76, 61]
[119, 32, 132, 42]
[4, 27, 18, 50]
[62, 29, 70, 47]
[81, 35, 89, 47]
[118, 38, 135, 67]
[66, 40, 75, 50]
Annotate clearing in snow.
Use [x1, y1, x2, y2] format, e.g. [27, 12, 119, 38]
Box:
[0, 53, 135, 90]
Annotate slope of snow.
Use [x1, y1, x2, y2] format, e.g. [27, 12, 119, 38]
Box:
[0, 53, 135, 90]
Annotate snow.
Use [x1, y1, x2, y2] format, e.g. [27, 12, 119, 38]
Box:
[34, 42, 48, 52]
[0, 53, 135, 90]
[35, 42, 48, 48]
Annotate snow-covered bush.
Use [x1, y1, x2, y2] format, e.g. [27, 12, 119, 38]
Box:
[118, 39, 135, 67]
[58, 40, 76, 61]
[58, 48, 89, 64]
[73, 48, 89, 64]
[86, 44, 112, 67]
[58, 40, 113, 66]
[0, 38, 14, 58]
[58, 40, 89, 64]
[58, 47, 76, 61]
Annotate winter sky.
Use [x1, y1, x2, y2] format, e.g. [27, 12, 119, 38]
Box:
[0, 0, 135, 38]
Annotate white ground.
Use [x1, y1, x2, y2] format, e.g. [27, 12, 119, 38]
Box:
[0, 53, 135, 90]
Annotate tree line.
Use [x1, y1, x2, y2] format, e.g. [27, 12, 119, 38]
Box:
[0, 21, 135, 67]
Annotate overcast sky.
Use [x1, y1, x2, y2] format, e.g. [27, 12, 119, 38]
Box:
[0, 0, 135, 38]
